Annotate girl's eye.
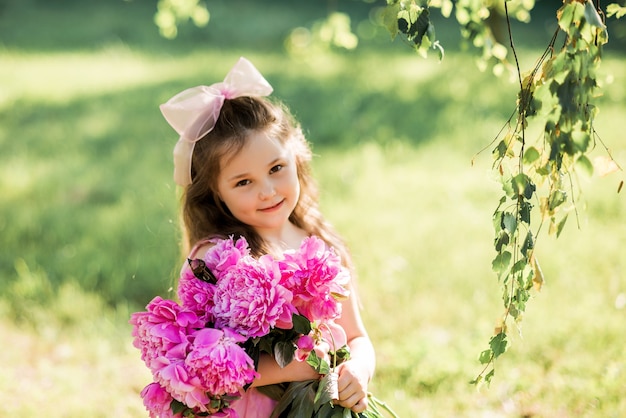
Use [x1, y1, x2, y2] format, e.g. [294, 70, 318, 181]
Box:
[235, 179, 250, 187]
[270, 164, 283, 174]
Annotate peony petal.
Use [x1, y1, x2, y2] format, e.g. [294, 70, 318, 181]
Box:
[192, 328, 223, 348]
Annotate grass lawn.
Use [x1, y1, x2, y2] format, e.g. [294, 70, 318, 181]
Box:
[1, 1, 624, 417]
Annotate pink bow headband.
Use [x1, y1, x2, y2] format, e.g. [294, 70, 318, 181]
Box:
[159, 57, 273, 186]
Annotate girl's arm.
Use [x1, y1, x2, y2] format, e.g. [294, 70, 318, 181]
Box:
[334, 282, 376, 412]
[250, 353, 320, 387]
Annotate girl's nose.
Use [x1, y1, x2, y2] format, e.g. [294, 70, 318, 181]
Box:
[259, 180, 276, 199]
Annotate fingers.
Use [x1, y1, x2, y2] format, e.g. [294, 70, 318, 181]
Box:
[352, 397, 368, 413]
[335, 390, 368, 412]
[335, 368, 368, 411]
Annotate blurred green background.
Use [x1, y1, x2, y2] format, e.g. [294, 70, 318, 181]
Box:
[1, 0, 625, 416]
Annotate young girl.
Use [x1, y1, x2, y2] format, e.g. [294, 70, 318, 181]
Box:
[160, 57, 376, 417]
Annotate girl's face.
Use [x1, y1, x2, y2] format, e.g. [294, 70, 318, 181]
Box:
[216, 130, 300, 238]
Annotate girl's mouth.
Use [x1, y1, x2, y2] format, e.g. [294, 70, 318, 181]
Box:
[259, 199, 284, 212]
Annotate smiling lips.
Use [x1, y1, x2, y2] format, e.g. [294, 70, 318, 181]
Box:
[259, 199, 284, 212]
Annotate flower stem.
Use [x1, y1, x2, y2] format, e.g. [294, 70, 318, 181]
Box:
[368, 394, 400, 418]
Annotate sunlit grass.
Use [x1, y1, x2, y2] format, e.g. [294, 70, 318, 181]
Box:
[0, 46, 254, 108]
[1, 1, 624, 416]
[3, 133, 623, 417]
[314, 139, 625, 417]
[0, 300, 150, 416]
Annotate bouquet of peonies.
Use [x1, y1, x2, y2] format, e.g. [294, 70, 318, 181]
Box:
[130, 235, 396, 418]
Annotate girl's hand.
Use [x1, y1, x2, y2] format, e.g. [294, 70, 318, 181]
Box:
[334, 359, 370, 413]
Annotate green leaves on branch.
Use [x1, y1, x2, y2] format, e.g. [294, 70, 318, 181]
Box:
[250, 0, 621, 393]
[520, 0, 609, 233]
[607, 4, 626, 19]
[473, 0, 619, 387]
[383, 0, 444, 59]
[384, 0, 536, 66]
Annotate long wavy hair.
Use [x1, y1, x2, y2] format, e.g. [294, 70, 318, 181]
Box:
[179, 96, 351, 268]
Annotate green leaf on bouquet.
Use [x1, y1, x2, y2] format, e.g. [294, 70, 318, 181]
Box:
[314, 373, 335, 409]
[256, 335, 273, 355]
[256, 383, 288, 401]
[292, 313, 312, 334]
[270, 380, 318, 418]
[332, 345, 351, 366]
[289, 384, 317, 418]
[170, 400, 188, 414]
[313, 402, 342, 418]
[274, 340, 296, 368]
[307, 351, 331, 374]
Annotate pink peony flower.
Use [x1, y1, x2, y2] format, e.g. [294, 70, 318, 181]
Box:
[213, 254, 295, 338]
[295, 334, 315, 362]
[296, 321, 347, 365]
[177, 266, 216, 324]
[280, 236, 350, 321]
[130, 297, 204, 368]
[319, 320, 348, 353]
[203, 236, 250, 277]
[313, 340, 332, 365]
[186, 328, 258, 396]
[155, 357, 211, 411]
[140, 382, 183, 418]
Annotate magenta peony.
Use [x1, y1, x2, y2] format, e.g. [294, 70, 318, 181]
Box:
[177, 266, 216, 324]
[130, 297, 204, 368]
[295, 334, 315, 362]
[280, 236, 350, 321]
[186, 328, 257, 395]
[319, 320, 348, 353]
[212, 254, 295, 338]
[203, 236, 250, 277]
[141, 382, 183, 418]
[155, 357, 211, 411]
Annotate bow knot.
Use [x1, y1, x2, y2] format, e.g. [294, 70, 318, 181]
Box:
[160, 57, 273, 186]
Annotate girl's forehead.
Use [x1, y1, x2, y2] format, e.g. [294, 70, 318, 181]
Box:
[220, 131, 291, 170]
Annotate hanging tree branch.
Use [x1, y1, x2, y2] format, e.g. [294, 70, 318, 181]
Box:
[384, 0, 623, 386]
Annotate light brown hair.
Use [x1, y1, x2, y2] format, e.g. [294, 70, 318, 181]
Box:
[180, 96, 351, 267]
